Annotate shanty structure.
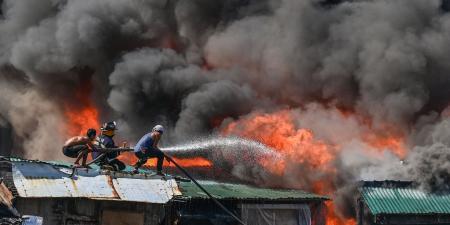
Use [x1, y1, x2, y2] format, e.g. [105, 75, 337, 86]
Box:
[0, 157, 179, 225]
[0, 157, 328, 225]
[173, 181, 328, 225]
[357, 181, 450, 225]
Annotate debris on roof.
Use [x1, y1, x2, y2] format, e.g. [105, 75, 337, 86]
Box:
[6, 157, 154, 175]
[361, 180, 450, 215]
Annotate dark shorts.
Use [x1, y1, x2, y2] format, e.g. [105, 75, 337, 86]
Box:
[95, 155, 126, 171]
[103, 158, 126, 171]
[62, 145, 87, 158]
[135, 149, 163, 159]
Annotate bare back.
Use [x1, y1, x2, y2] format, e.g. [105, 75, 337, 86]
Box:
[64, 136, 90, 147]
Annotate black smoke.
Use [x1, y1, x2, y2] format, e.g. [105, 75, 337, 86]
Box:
[2, 0, 450, 221]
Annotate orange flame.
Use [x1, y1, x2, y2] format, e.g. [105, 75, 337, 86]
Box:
[325, 202, 356, 225]
[222, 110, 336, 173]
[63, 76, 100, 137]
[222, 109, 405, 225]
[118, 152, 213, 168]
[65, 106, 99, 136]
[363, 131, 406, 157]
[149, 157, 213, 167]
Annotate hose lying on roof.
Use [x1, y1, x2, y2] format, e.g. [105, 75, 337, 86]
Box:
[163, 152, 247, 225]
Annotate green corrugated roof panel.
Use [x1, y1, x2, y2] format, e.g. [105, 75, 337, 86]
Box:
[361, 181, 450, 215]
[178, 181, 328, 201]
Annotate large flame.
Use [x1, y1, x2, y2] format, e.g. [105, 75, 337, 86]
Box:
[65, 106, 99, 136]
[64, 77, 100, 137]
[363, 129, 406, 157]
[222, 109, 406, 225]
[325, 202, 356, 225]
[222, 110, 336, 173]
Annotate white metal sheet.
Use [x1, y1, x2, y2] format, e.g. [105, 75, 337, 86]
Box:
[12, 163, 116, 198]
[112, 178, 179, 203]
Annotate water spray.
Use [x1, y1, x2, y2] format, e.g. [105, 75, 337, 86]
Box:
[75, 137, 270, 225]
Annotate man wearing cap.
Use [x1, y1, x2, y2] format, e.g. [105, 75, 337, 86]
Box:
[132, 125, 166, 175]
[93, 121, 126, 171]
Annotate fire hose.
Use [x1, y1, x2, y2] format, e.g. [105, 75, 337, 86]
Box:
[78, 147, 247, 225]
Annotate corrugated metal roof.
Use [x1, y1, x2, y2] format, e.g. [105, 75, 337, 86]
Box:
[5, 157, 326, 203]
[361, 181, 450, 215]
[178, 181, 328, 201]
[10, 160, 180, 203]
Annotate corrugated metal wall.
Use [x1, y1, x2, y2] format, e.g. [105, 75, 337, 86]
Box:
[15, 198, 166, 225]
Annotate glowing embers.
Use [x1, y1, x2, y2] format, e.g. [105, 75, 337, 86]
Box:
[118, 152, 213, 168]
[325, 202, 356, 225]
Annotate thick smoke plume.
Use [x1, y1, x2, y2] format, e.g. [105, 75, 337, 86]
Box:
[2, 0, 450, 221]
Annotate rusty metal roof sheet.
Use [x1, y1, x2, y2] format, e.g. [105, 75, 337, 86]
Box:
[10, 160, 180, 203]
[0, 181, 19, 217]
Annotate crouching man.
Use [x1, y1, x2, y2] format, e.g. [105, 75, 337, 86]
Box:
[132, 125, 167, 175]
[93, 121, 126, 171]
[62, 128, 97, 167]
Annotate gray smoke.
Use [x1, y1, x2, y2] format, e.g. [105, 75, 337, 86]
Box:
[0, 68, 65, 159]
[1, 0, 450, 221]
[402, 118, 450, 192]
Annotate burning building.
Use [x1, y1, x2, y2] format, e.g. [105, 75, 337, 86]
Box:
[357, 181, 450, 225]
[173, 181, 328, 225]
[0, 156, 328, 225]
[2, 0, 450, 224]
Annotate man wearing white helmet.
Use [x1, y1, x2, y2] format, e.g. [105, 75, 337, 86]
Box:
[132, 125, 166, 175]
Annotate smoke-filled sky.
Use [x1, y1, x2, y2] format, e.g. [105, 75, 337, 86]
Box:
[2, 0, 450, 221]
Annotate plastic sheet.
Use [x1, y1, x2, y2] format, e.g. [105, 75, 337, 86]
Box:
[241, 204, 311, 225]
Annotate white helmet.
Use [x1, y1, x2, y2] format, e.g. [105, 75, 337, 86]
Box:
[152, 125, 164, 134]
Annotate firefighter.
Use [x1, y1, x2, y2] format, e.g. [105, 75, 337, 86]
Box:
[132, 125, 167, 175]
[62, 128, 97, 167]
[92, 121, 126, 171]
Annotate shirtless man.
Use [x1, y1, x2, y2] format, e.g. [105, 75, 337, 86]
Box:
[62, 128, 97, 167]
